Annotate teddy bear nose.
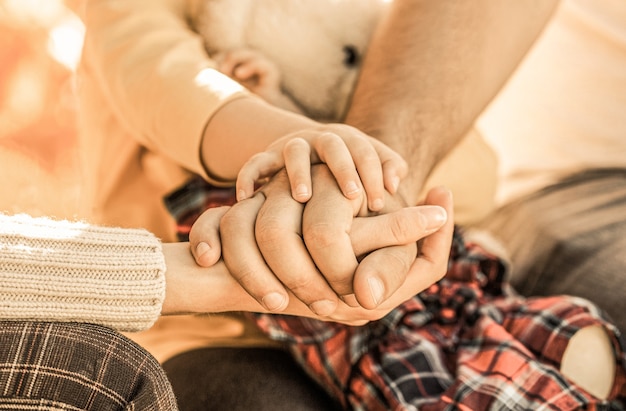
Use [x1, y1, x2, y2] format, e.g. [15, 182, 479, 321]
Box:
[342, 45, 359, 67]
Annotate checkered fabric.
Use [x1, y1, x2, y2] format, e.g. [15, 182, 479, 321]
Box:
[253, 232, 626, 410]
[0, 321, 178, 410]
[165, 176, 237, 242]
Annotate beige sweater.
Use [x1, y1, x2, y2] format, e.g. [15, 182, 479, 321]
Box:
[0, 213, 166, 332]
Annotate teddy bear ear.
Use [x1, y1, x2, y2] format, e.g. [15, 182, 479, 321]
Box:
[342, 45, 360, 67]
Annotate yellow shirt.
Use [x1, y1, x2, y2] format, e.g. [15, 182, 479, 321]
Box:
[76, 0, 249, 242]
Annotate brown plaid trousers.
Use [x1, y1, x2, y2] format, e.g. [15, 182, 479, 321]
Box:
[0, 321, 178, 410]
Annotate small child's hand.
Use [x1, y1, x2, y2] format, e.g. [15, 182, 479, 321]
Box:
[236, 124, 408, 212]
[216, 49, 303, 114]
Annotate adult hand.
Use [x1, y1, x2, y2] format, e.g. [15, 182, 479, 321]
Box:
[190, 165, 451, 317]
[288, 183, 454, 325]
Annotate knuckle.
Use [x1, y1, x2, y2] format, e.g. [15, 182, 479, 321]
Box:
[303, 222, 343, 250]
[333, 164, 359, 180]
[388, 213, 414, 244]
[223, 256, 261, 290]
[255, 221, 288, 251]
[318, 132, 344, 148]
[284, 136, 308, 149]
[379, 247, 413, 284]
[219, 209, 241, 233]
[329, 279, 355, 297]
[281, 276, 317, 298]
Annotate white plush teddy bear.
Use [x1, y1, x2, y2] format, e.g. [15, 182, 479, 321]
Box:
[189, 0, 389, 122]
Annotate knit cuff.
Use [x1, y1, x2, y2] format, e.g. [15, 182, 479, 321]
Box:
[0, 214, 166, 332]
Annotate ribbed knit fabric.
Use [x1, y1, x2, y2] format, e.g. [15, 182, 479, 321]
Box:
[0, 213, 166, 332]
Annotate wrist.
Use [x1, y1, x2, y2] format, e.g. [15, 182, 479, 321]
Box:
[200, 95, 317, 183]
[161, 242, 260, 315]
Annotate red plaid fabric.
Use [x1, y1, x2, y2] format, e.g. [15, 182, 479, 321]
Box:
[252, 232, 626, 410]
[165, 176, 237, 241]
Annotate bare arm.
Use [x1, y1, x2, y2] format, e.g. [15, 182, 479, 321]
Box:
[200, 96, 317, 184]
[345, 0, 560, 204]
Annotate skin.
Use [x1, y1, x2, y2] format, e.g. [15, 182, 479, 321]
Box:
[196, 1, 560, 313]
[345, 0, 561, 204]
[177, 182, 453, 323]
[216, 49, 407, 209]
[201, 96, 406, 212]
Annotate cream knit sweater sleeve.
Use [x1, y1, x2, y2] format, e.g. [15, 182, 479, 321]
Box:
[0, 213, 166, 332]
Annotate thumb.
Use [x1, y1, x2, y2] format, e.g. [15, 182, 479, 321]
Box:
[350, 205, 447, 257]
[188, 206, 230, 267]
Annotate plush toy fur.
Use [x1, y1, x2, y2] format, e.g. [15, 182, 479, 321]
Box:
[189, 0, 388, 122]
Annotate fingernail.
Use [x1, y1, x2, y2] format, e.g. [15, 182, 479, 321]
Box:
[295, 184, 309, 199]
[262, 292, 287, 311]
[368, 277, 384, 306]
[391, 176, 400, 193]
[309, 300, 336, 316]
[237, 189, 247, 201]
[371, 198, 384, 211]
[420, 206, 448, 231]
[196, 242, 211, 258]
[345, 181, 360, 196]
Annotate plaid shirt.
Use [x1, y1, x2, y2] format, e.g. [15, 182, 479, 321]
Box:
[168, 177, 626, 410]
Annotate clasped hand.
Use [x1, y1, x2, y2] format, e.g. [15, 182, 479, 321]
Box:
[190, 165, 453, 324]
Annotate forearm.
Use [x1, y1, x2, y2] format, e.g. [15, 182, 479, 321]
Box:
[200, 95, 318, 184]
[162, 242, 314, 316]
[345, 0, 559, 204]
[161, 242, 252, 314]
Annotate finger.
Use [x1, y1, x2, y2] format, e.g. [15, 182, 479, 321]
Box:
[188, 206, 230, 267]
[235, 58, 277, 86]
[220, 193, 289, 312]
[303, 165, 362, 298]
[382, 161, 401, 195]
[346, 138, 386, 211]
[350, 205, 448, 257]
[232, 62, 259, 82]
[236, 151, 283, 201]
[218, 49, 256, 75]
[354, 243, 416, 309]
[256, 171, 340, 316]
[352, 187, 453, 309]
[313, 132, 363, 201]
[408, 186, 455, 284]
[368, 138, 408, 195]
[217, 53, 238, 77]
[283, 137, 313, 202]
[232, 57, 274, 82]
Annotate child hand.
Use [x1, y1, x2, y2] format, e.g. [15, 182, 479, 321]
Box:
[216, 49, 303, 113]
[236, 124, 408, 212]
